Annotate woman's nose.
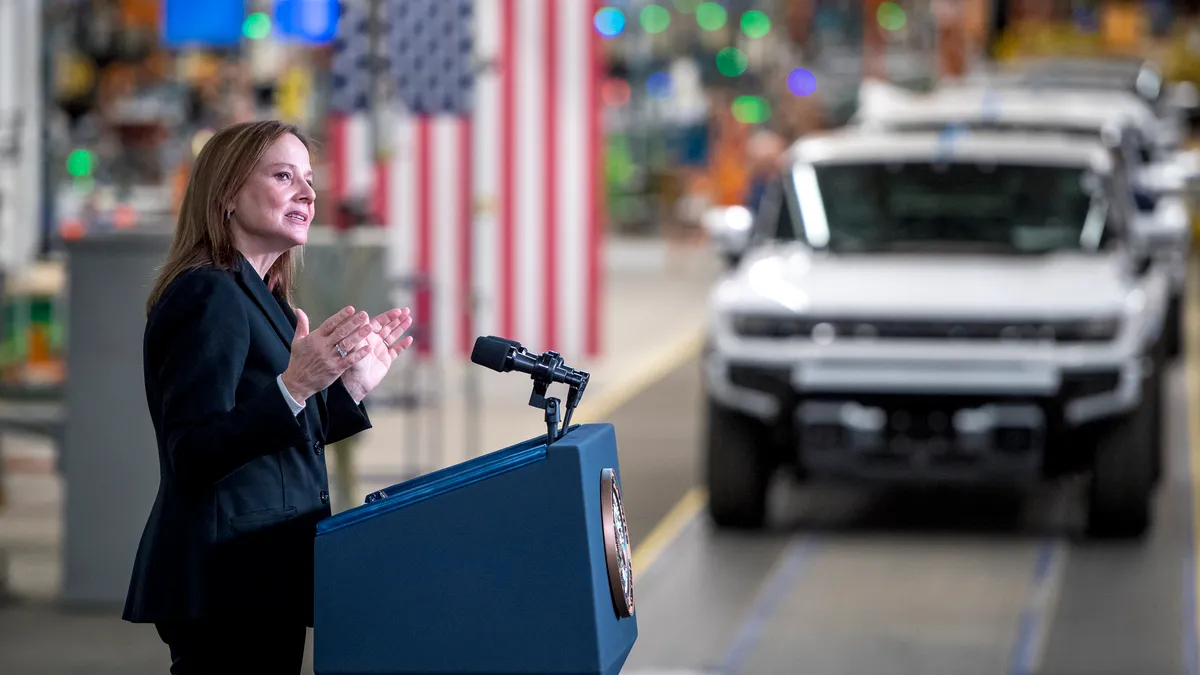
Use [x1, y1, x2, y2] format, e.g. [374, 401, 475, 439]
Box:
[296, 183, 315, 202]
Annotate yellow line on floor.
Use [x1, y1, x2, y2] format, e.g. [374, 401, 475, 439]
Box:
[568, 323, 711, 574]
[633, 486, 707, 575]
[573, 327, 706, 424]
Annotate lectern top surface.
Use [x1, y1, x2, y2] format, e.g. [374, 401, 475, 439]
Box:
[316, 426, 597, 536]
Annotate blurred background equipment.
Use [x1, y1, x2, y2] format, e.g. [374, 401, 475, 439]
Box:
[0, 0, 45, 518]
[0, 0, 43, 273]
[60, 230, 166, 607]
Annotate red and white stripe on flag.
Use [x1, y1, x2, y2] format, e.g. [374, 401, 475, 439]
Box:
[326, 0, 604, 363]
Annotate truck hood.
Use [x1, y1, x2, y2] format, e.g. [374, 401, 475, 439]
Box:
[715, 247, 1134, 320]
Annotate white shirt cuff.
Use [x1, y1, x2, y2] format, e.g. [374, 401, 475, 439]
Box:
[277, 374, 306, 415]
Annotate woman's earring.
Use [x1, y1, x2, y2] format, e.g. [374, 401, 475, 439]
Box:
[225, 209, 232, 222]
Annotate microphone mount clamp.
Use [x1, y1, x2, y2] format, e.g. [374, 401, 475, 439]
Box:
[526, 349, 589, 445]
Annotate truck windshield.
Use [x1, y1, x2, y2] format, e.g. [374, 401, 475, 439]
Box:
[799, 162, 1109, 255]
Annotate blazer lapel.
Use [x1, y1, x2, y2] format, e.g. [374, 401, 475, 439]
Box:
[235, 256, 332, 436]
[235, 256, 295, 350]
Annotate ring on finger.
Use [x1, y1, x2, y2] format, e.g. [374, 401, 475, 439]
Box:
[335, 342, 348, 358]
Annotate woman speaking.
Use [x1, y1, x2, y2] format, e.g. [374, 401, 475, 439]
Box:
[121, 120, 413, 673]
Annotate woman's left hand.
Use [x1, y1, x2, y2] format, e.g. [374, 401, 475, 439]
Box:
[340, 308, 414, 403]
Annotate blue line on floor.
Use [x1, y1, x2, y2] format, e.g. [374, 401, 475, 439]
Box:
[716, 536, 817, 675]
[1185, 547, 1198, 675]
[1007, 536, 1060, 675]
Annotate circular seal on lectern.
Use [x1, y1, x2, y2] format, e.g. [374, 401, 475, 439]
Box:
[601, 467, 635, 619]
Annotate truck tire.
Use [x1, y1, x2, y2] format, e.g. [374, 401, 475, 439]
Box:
[704, 400, 772, 529]
[1149, 345, 1165, 485]
[1165, 292, 1182, 361]
[1086, 397, 1155, 539]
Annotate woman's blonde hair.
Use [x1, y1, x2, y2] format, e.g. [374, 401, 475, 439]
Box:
[146, 120, 314, 314]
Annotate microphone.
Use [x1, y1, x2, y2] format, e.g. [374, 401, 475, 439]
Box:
[470, 335, 532, 373]
[471, 336, 587, 389]
[470, 335, 590, 443]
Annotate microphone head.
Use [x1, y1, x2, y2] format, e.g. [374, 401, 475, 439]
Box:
[488, 335, 525, 351]
[470, 335, 515, 372]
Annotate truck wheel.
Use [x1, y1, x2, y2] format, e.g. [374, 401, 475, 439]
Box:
[1149, 348, 1165, 485]
[1086, 399, 1155, 539]
[704, 400, 773, 529]
[1165, 292, 1182, 360]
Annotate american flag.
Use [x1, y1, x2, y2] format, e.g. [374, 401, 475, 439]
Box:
[326, 0, 605, 362]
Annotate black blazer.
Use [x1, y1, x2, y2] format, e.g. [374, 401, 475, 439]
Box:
[123, 255, 371, 626]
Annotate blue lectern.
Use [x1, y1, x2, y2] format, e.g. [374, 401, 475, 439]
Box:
[312, 422, 639, 675]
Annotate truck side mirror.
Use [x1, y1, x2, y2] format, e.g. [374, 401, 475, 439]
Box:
[702, 205, 754, 267]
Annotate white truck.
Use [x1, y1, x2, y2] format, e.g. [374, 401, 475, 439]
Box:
[969, 56, 1196, 148]
[854, 83, 1196, 359]
[702, 130, 1170, 539]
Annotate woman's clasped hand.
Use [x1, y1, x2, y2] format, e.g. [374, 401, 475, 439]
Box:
[280, 305, 414, 404]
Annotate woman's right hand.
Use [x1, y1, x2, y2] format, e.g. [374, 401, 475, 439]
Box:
[280, 306, 374, 402]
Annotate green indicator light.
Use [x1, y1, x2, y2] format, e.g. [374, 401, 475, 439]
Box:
[66, 149, 92, 177]
[716, 48, 748, 77]
[244, 12, 271, 40]
[741, 10, 771, 38]
[696, 2, 726, 31]
[877, 2, 906, 31]
[641, 5, 670, 33]
[732, 95, 770, 123]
